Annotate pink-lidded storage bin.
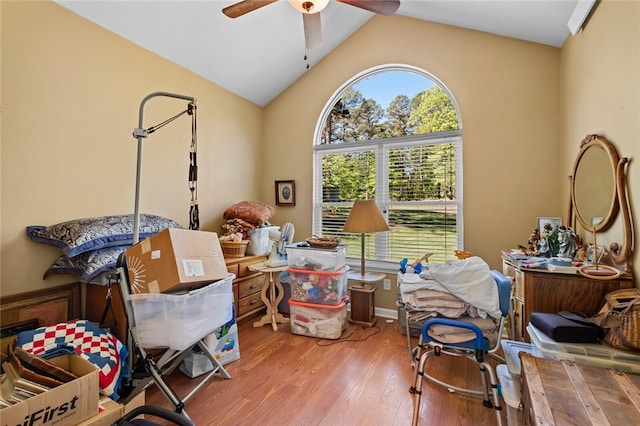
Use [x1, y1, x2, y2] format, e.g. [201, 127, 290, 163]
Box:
[288, 298, 349, 340]
[288, 265, 349, 305]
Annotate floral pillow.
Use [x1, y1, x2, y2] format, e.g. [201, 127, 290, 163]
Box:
[44, 245, 129, 283]
[223, 201, 275, 226]
[27, 213, 182, 257]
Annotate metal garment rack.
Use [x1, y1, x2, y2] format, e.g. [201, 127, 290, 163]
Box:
[117, 92, 230, 418]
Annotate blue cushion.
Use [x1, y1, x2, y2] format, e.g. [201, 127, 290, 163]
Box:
[43, 245, 129, 283]
[27, 214, 182, 257]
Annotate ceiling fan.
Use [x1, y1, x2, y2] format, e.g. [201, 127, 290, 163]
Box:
[222, 0, 400, 50]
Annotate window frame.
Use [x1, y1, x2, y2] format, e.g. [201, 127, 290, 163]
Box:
[312, 65, 464, 272]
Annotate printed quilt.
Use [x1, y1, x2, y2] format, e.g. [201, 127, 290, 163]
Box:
[17, 320, 130, 400]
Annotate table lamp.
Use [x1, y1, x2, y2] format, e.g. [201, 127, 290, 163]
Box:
[343, 200, 390, 282]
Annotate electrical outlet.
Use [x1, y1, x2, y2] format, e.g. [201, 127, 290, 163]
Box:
[383, 279, 391, 290]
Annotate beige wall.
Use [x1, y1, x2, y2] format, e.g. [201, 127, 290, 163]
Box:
[560, 0, 639, 281]
[264, 15, 563, 308]
[2, 1, 637, 313]
[1, 1, 263, 296]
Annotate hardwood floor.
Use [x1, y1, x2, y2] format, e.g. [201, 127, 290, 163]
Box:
[142, 318, 506, 425]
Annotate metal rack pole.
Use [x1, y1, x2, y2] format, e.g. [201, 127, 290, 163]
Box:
[131, 92, 196, 244]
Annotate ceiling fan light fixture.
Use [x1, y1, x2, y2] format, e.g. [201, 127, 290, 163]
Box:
[288, 0, 329, 14]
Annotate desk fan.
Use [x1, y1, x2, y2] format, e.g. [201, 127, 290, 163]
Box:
[265, 222, 295, 267]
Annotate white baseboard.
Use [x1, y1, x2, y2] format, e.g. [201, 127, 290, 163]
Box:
[376, 307, 398, 320]
[345, 306, 398, 320]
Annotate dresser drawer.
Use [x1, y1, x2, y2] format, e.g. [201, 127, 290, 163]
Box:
[238, 259, 261, 278]
[514, 269, 524, 299]
[224, 255, 268, 321]
[227, 263, 239, 278]
[238, 274, 264, 298]
[238, 292, 265, 316]
[224, 255, 267, 278]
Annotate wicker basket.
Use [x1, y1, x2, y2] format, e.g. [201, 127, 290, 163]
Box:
[605, 288, 640, 311]
[220, 240, 249, 258]
[306, 236, 340, 249]
[604, 302, 640, 352]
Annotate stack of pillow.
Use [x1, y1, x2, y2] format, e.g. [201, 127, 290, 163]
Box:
[221, 201, 276, 240]
[26, 214, 182, 284]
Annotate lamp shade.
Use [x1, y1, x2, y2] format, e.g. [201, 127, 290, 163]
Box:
[343, 200, 390, 234]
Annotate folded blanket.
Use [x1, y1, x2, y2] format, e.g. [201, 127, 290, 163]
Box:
[417, 257, 500, 319]
[403, 289, 479, 318]
[427, 316, 498, 345]
[17, 320, 130, 400]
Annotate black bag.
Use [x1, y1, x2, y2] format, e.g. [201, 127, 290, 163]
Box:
[530, 312, 602, 343]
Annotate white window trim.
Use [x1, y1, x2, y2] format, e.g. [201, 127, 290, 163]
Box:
[312, 64, 464, 273]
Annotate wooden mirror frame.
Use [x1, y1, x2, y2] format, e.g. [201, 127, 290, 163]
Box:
[568, 134, 633, 278]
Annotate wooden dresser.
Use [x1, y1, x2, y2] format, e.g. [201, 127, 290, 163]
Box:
[502, 258, 633, 342]
[224, 254, 268, 322]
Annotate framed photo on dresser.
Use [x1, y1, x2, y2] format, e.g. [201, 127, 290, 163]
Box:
[537, 217, 562, 232]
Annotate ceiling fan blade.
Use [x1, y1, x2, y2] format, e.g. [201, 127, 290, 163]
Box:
[303, 12, 322, 50]
[337, 0, 400, 16]
[222, 0, 278, 18]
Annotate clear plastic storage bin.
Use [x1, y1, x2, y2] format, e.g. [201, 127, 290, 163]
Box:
[496, 364, 523, 426]
[289, 298, 348, 339]
[527, 323, 640, 374]
[246, 226, 279, 256]
[286, 245, 346, 271]
[129, 274, 235, 350]
[288, 266, 349, 305]
[500, 339, 534, 376]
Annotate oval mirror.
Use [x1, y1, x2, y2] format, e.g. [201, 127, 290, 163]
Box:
[571, 136, 619, 233]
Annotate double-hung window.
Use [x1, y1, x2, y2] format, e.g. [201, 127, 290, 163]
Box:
[312, 68, 463, 270]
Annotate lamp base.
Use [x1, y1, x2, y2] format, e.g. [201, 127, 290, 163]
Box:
[349, 284, 376, 327]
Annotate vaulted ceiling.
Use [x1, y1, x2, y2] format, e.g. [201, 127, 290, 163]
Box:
[56, 1, 583, 106]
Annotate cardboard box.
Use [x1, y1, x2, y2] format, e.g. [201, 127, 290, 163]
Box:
[125, 228, 229, 294]
[1, 354, 99, 426]
[78, 390, 145, 426]
[77, 399, 122, 426]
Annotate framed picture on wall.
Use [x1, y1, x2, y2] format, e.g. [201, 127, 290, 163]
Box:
[275, 180, 296, 206]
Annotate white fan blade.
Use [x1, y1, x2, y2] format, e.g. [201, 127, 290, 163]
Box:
[303, 12, 322, 50]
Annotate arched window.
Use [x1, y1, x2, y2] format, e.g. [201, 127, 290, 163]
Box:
[312, 65, 463, 269]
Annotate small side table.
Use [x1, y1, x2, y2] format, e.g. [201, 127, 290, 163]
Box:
[348, 272, 385, 327]
[249, 262, 290, 332]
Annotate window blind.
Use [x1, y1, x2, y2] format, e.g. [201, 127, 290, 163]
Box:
[313, 131, 463, 266]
